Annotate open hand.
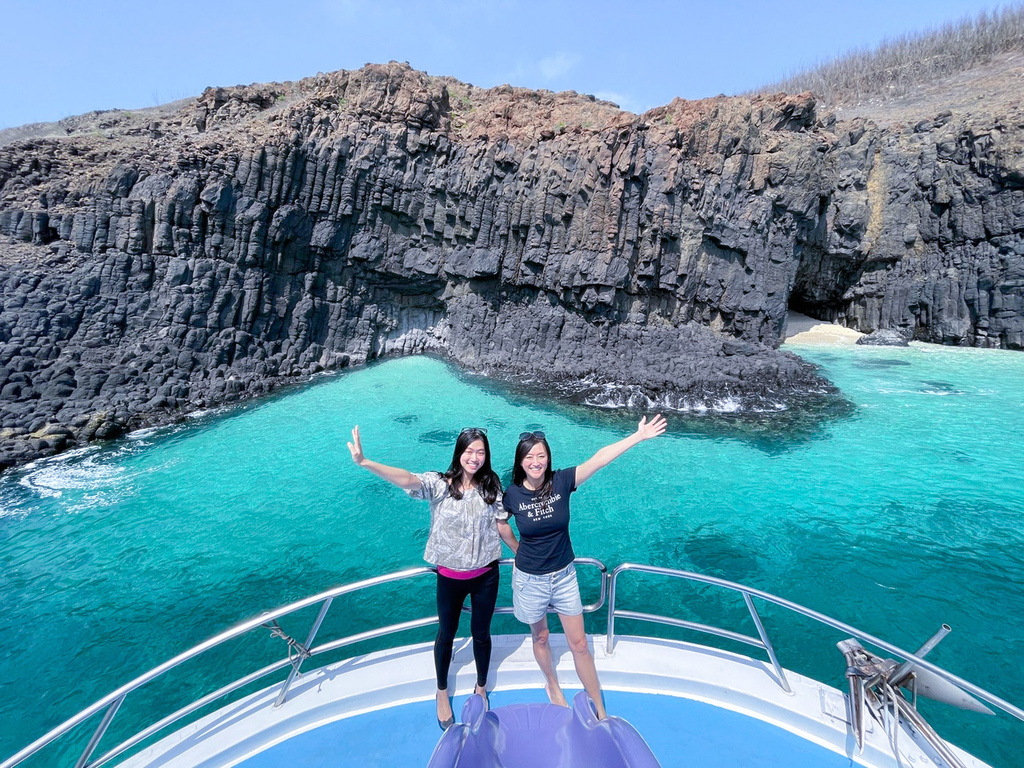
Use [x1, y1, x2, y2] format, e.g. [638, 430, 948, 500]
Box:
[347, 425, 366, 465]
[636, 414, 667, 441]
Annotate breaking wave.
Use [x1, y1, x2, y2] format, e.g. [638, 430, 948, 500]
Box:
[544, 376, 790, 414]
[19, 455, 129, 499]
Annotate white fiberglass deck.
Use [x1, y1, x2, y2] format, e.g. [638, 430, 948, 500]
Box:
[121, 634, 985, 768]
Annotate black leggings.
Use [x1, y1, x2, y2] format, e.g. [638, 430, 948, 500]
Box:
[434, 562, 499, 690]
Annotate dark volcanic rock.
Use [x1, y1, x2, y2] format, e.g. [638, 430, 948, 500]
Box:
[0, 61, 1022, 467]
[856, 329, 911, 346]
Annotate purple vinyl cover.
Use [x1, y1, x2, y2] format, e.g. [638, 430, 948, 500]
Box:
[427, 691, 662, 768]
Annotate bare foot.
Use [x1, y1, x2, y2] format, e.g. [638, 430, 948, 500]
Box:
[436, 689, 453, 723]
[587, 692, 608, 720]
[545, 681, 568, 707]
[475, 684, 489, 710]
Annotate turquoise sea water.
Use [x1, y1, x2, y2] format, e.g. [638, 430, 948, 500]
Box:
[1, 344, 1023, 766]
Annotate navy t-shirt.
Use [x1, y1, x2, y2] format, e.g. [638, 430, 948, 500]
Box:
[502, 467, 577, 574]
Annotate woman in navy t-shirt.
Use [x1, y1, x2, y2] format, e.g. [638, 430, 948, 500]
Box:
[502, 414, 667, 718]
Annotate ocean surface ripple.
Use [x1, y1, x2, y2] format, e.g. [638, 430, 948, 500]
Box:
[0, 344, 1022, 765]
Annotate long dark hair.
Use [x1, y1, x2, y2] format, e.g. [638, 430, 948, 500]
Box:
[443, 428, 501, 504]
[512, 434, 554, 498]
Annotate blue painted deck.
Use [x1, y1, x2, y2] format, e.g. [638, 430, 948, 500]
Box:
[239, 689, 853, 767]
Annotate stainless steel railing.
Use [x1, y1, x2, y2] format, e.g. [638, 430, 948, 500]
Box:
[11, 566, 438, 768]
[5, 558, 1022, 767]
[1, 558, 608, 768]
[604, 563, 1024, 724]
[606, 563, 792, 692]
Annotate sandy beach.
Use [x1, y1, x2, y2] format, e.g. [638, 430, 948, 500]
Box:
[781, 311, 864, 346]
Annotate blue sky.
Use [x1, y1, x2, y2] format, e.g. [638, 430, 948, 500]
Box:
[0, 0, 1014, 128]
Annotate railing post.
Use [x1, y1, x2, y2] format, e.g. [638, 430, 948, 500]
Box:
[74, 695, 124, 768]
[742, 592, 791, 694]
[274, 597, 334, 707]
[605, 568, 619, 654]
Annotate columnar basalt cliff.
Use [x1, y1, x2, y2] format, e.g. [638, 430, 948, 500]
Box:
[1, 62, 1022, 467]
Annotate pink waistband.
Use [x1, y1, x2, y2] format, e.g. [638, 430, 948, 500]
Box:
[438, 564, 492, 580]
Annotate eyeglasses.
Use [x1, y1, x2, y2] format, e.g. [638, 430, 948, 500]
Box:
[461, 427, 487, 435]
[519, 431, 546, 441]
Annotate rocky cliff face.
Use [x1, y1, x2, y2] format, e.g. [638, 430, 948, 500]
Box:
[1, 62, 1022, 467]
[793, 107, 1024, 346]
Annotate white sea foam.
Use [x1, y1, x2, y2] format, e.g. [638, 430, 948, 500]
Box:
[497, 370, 803, 415]
[186, 404, 234, 420]
[0, 487, 27, 519]
[712, 397, 742, 413]
[44, 444, 102, 462]
[580, 385, 787, 415]
[583, 395, 622, 410]
[19, 457, 128, 499]
[65, 489, 131, 515]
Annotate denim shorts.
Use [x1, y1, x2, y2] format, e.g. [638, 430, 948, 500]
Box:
[511, 562, 583, 624]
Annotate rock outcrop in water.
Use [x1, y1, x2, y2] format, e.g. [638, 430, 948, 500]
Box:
[856, 329, 911, 347]
[0, 61, 1022, 467]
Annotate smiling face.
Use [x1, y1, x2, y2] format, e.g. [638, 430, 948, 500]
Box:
[460, 439, 488, 480]
[520, 443, 550, 487]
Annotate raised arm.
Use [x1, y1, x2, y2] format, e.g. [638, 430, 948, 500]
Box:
[574, 414, 667, 487]
[347, 425, 422, 491]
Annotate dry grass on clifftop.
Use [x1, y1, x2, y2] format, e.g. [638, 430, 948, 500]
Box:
[755, 4, 1024, 115]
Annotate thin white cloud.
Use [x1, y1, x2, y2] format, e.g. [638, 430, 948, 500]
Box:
[317, 0, 371, 24]
[593, 90, 640, 113]
[538, 52, 581, 80]
[498, 62, 531, 87]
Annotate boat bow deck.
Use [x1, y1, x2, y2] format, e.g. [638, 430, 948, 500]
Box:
[119, 634, 985, 768]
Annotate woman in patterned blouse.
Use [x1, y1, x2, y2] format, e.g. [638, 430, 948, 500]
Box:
[348, 425, 519, 730]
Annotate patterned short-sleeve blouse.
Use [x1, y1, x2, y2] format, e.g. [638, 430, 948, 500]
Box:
[407, 471, 508, 570]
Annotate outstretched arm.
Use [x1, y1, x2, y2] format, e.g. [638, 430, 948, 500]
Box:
[347, 425, 422, 491]
[574, 414, 667, 487]
[498, 521, 519, 554]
